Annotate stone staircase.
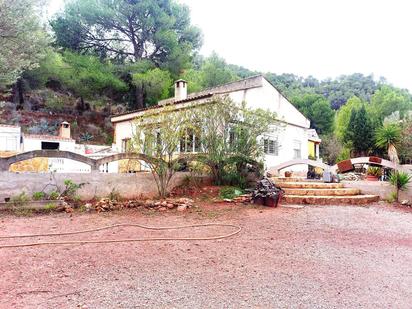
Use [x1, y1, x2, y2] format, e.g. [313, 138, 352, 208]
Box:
[274, 177, 380, 205]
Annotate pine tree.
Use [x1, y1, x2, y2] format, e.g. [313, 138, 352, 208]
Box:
[344, 105, 374, 156]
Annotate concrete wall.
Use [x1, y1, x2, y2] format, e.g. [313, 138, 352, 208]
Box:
[0, 171, 189, 201]
[344, 181, 412, 201]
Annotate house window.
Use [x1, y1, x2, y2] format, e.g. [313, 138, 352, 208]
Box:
[180, 129, 201, 153]
[121, 138, 130, 152]
[263, 138, 279, 156]
[293, 140, 302, 159]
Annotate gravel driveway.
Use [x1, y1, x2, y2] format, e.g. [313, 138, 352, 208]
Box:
[1, 203, 411, 308]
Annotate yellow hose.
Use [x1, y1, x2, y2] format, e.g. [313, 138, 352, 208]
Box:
[0, 223, 242, 249]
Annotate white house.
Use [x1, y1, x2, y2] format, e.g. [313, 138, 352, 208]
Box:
[111, 75, 319, 174]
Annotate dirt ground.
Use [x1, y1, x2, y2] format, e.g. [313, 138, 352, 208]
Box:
[1, 202, 412, 309]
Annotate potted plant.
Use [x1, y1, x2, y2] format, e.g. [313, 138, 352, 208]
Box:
[285, 171, 293, 178]
[252, 178, 284, 207]
[366, 166, 382, 181]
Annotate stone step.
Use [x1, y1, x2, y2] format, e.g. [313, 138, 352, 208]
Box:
[283, 188, 361, 196]
[283, 194, 379, 205]
[277, 182, 345, 189]
[272, 177, 314, 182]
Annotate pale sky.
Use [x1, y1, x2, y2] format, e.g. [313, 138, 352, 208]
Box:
[48, 0, 412, 91]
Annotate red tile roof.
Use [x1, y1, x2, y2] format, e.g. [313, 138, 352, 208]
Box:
[111, 93, 214, 122]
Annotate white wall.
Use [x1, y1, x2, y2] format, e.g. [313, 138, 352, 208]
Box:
[48, 158, 91, 173]
[226, 78, 310, 173]
[114, 120, 135, 152]
[0, 126, 21, 152]
[262, 123, 309, 174]
[227, 78, 310, 128]
[23, 137, 76, 152]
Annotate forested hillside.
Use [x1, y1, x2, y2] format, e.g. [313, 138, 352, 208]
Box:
[1, 0, 411, 162]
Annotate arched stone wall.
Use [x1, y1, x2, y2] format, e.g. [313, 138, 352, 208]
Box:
[96, 153, 153, 166]
[268, 159, 331, 175]
[331, 157, 402, 173]
[0, 150, 98, 171]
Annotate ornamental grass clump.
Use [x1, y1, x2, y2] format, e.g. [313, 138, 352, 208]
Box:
[388, 171, 412, 202]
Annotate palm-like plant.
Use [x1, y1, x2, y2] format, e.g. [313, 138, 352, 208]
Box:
[389, 171, 412, 202]
[375, 124, 402, 164]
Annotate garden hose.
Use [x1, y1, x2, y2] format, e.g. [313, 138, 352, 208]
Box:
[0, 223, 242, 249]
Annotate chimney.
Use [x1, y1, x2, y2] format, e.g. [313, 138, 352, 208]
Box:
[174, 79, 187, 101]
[59, 121, 71, 139]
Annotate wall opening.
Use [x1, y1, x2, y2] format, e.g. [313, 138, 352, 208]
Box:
[41, 142, 60, 150]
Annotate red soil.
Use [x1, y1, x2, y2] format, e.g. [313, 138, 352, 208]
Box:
[0, 202, 411, 308]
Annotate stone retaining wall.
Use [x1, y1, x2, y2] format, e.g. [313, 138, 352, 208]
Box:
[343, 181, 412, 201]
[0, 171, 190, 201]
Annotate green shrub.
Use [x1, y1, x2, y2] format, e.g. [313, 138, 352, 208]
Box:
[386, 191, 397, 203]
[80, 132, 94, 142]
[11, 192, 30, 206]
[61, 179, 86, 199]
[44, 203, 57, 211]
[222, 171, 247, 189]
[32, 191, 45, 200]
[44, 92, 65, 111]
[108, 188, 121, 201]
[219, 187, 243, 200]
[49, 191, 59, 200]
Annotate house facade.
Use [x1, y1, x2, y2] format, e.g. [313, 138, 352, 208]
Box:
[111, 75, 319, 174]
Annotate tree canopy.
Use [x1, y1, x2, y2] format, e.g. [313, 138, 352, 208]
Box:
[0, 0, 48, 89]
[50, 0, 202, 71]
[334, 96, 363, 141]
[344, 105, 375, 156]
[26, 50, 127, 100]
[369, 85, 412, 122]
[291, 94, 334, 135]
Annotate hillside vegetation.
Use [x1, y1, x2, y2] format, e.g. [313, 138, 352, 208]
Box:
[0, 0, 411, 162]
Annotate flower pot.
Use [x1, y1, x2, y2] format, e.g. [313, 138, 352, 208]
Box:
[253, 197, 265, 206]
[264, 193, 283, 207]
[264, 196, 276, 207]
[366, 175, 379, 181]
